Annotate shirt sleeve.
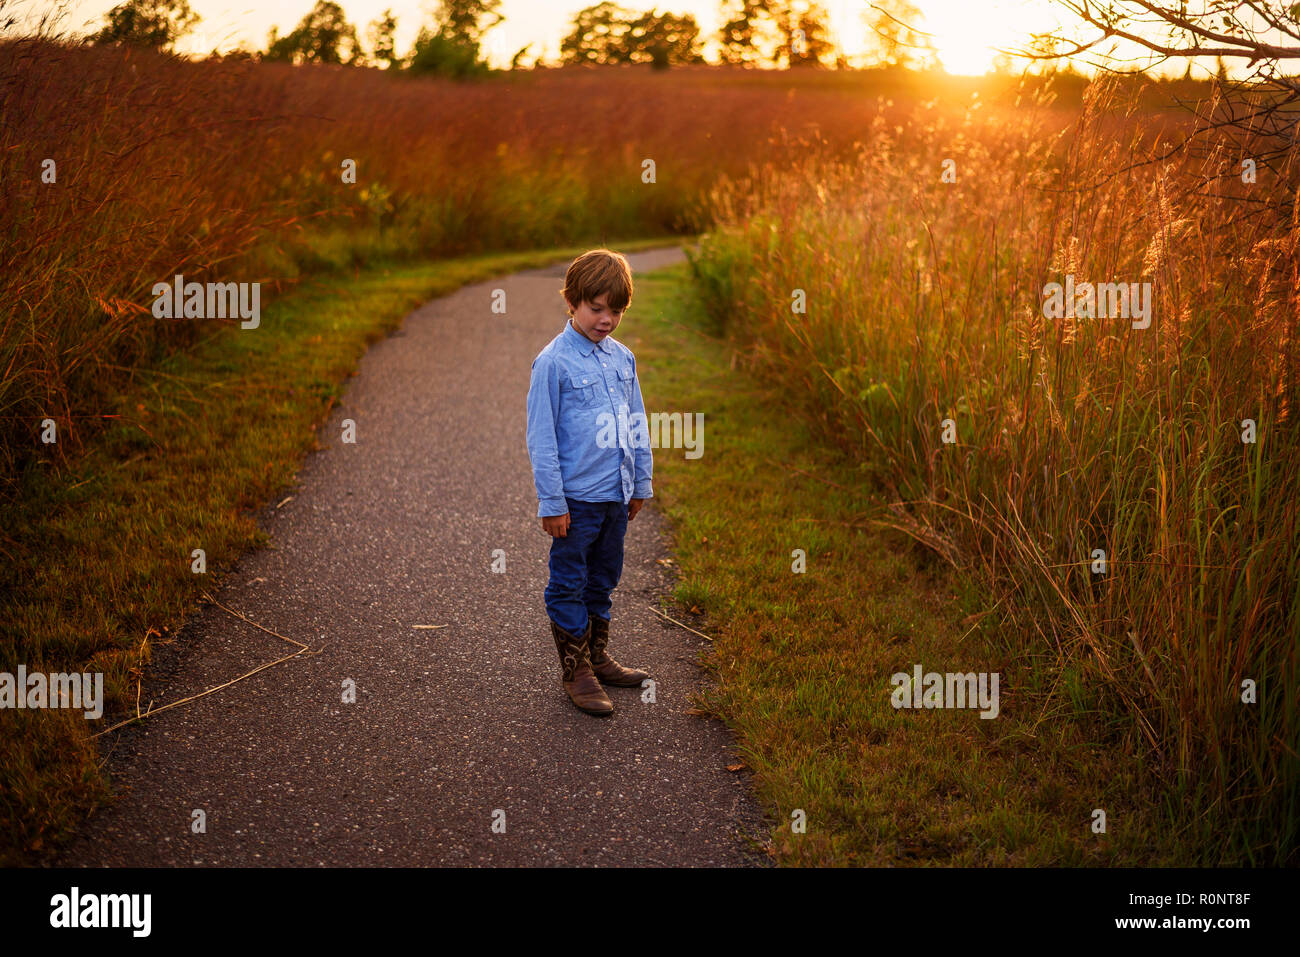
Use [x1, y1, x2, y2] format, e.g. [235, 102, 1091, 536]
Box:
[526, 354, 569, 517]
[629, 354, 653, 500]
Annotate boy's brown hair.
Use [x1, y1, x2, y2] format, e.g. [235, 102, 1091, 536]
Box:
[560, 249, 633, 317]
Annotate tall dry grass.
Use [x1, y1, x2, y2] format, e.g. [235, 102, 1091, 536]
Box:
[689, 74, 1299, 864]
[4, 42, 997, 496]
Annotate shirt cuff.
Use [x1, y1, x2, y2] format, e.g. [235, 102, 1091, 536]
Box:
[633, 482, 653, 500]
[538, 497, 568, 517]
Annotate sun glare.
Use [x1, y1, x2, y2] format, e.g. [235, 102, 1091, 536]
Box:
[919, 0, 1028, 75]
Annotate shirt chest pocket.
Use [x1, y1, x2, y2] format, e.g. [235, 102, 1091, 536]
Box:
[615, 364, 636, 402]
[562, 371, 602, 410]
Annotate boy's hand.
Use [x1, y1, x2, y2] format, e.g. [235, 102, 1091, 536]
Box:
[628, 498, 645, 521]
[541, 513, 570, 537]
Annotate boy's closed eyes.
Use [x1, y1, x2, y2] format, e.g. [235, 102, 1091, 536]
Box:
[568, 292, 623, 344]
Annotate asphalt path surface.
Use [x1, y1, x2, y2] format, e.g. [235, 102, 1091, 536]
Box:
[56, 245, 771, 867]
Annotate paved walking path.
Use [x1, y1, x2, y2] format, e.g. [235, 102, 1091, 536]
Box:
[56, 246, 771, 867]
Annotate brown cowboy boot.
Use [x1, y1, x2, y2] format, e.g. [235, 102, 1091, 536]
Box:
[549, 619, 613, 716]
[588, 615, 650, 686]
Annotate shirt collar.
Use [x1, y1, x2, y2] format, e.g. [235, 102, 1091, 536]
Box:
[565, 318, 609, 356]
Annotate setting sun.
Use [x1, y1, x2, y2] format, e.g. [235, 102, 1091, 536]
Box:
[916, 0, 1033, 74]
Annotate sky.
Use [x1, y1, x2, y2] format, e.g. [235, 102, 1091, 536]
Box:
[47, 0, 1072, 75]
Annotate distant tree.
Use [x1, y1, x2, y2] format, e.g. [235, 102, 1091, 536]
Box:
[770, 0, 835, 67]
[560, 2, 634, 65]
[92, 0, 200, 51]
[717, 0, 767, 65]
[561, 4, 704, 67]
[265, 1, 361, 64]
[716, 0, 832, 67]
[407, 28, 480, 75]
[436, 0, 504, 47]
[622, 9, 705, 68]
[366, 8, 400, 68]
[406, 1, 504, 77]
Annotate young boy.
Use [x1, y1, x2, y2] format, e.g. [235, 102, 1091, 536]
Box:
[525, 249, 653, 716]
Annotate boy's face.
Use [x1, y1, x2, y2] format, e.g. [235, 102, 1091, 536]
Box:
[568, 292, 624, 344]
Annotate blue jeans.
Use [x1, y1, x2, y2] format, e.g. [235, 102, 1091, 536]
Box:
[544, 498, 628, 636]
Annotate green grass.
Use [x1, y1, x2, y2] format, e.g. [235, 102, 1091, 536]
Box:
[0, 235, 681, 866]
[627, 260, 1190, 865]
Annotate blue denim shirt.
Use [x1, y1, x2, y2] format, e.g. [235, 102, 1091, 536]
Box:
[526, 319, 653, 517]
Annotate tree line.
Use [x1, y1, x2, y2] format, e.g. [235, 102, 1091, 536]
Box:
[86, 0, 938, 76]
